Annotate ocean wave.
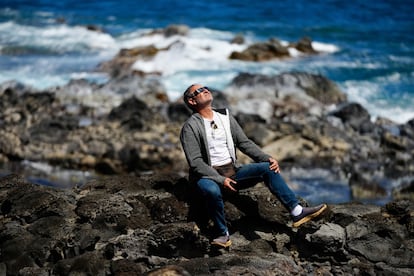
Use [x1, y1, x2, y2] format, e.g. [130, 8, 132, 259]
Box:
[342, 79, 414, 124]
[0, 21, 118, 55]
[129, 29, 249, 84]
[130, 28, 339, 75]
[312, 41, 340, 53]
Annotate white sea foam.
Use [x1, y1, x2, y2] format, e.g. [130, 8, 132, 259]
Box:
[310, 59, 383, 70]
[287, 47, 303, 57]
[0, 21, 119, 88]
[0, 21, 118, 53]
[312, 41, 340, 53]
[342, 79, 414, 124]
[0, 69, 68, 90]
[131, 28, 247, 75]
[129, 28, 340, 77]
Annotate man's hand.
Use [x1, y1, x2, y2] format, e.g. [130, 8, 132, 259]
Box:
[223, 177, 237, 192]
[268, 157, 280, 173]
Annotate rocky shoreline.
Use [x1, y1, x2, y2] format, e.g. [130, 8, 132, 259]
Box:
[1, 25, 414, 274]
[1, 70, 413, 201]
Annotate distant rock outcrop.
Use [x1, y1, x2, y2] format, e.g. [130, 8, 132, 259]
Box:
[229, 37, 319, 61]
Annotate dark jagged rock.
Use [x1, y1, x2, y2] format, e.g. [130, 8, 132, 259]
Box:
[167, 102, 192, 123]
[230, 34, 245, 44]
[330, 102, 374, 133]
[400, 118, 414, 139]
[290, 36, 318, 54]
[229, 38, 290, 61]
[229, 37, 319, 62]
[98, 45, 159, 77]
[228, 71, 347, 105]
[1, 174, 413, 275]
[29, 115, 80, 143]
[163, 24, 190, 37]
[147, 24, 190, 37]
[108, 97, 151, 130]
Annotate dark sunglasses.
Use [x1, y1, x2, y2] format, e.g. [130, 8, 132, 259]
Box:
[190, 86, 209, 98]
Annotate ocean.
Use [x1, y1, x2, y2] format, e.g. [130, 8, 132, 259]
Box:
[0, 0, 413, 204]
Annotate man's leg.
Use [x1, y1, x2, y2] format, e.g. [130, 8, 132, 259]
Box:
[236, 162, 327, 227]
[235, 162, 299, 211]
[197, 178, 231, 246]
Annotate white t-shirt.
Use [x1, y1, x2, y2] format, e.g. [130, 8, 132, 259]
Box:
[203, 112, 232, 166]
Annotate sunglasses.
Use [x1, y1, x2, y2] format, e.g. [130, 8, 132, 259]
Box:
[190, 86, 209, 98]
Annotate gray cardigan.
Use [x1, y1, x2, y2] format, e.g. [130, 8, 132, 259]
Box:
[180, 108, 271, 185]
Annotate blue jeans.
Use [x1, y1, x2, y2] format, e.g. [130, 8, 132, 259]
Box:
[197, 162, 299, 236]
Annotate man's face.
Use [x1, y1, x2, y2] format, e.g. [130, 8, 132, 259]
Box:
[188, 85, 212, 108]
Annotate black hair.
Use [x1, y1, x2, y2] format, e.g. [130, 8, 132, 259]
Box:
[183, 84, 197, 110]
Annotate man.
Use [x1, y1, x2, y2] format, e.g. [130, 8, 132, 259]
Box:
[180, 84, 327, 247]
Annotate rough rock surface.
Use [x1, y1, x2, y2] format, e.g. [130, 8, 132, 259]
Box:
[0, 174, 413, 275]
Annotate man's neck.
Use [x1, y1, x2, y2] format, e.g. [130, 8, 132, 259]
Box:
[198, 107, 214, 120]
